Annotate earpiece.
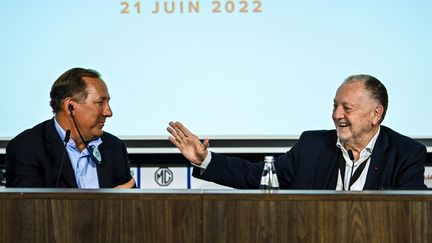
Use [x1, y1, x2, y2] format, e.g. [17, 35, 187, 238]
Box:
[68, 103, 75, 117]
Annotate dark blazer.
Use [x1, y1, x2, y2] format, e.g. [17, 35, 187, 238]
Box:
[5, 119, 133, 188]
[193, 126, 427, 190]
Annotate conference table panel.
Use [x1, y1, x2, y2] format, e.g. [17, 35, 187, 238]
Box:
[202, 191, 432, 243]
[0, 189, 202, 243]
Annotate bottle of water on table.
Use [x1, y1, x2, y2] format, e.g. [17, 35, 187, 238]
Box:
[259, 156, 279, 190]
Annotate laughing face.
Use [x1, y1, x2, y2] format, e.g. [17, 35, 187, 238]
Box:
[332, 80, 383, 149]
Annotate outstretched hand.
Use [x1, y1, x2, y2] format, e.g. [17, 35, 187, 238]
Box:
[167, 121, 209, 165]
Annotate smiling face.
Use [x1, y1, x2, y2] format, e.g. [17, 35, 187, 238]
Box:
[71, 76, 113, 141]
[332, 80, 383, 150]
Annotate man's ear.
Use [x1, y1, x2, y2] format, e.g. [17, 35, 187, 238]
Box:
[63, 98, 75, 117]
[68, 103, 74, 112]
[372, 105, 384, 126]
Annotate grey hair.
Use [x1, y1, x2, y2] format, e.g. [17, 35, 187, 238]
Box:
[344, 74, 388, 123]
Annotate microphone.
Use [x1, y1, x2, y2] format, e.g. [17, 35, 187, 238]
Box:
[55, 129, 71, 187]
[347, 150, 355, 190]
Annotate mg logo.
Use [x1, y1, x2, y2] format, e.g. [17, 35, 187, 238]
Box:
[154, 167, 173, 186]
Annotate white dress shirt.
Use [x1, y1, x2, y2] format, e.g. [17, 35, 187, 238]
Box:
[336, 126, 380, 191]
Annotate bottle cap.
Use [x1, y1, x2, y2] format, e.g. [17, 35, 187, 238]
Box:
[264, 156, 274, 163]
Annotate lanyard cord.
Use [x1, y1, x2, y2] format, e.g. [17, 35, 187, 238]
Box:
[339, 153, 370, 190]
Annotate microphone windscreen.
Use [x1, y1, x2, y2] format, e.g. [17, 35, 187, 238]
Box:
[64, 130, 71, 143]
[347, 150, 355, 161]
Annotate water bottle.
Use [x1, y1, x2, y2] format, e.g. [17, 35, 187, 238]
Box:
[259, 156, 280, 190]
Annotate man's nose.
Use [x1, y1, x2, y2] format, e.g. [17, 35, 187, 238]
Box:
[103, 103, 113, 117]
[332, 106, 344, 119]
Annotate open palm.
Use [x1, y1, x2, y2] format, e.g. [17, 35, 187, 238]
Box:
[167, 121, 209, 165]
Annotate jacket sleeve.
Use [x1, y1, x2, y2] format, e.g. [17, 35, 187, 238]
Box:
[192, 148, 299, 189]
[5, 137, 46, 187]
[394, 144, 427, 189]
[116, 140, 135, 188]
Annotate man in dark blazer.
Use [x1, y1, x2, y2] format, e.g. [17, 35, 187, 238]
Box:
[5, 68, 134, 188]
[167, 75, 427, 190]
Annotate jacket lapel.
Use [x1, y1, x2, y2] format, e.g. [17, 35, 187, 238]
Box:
[316, 148, 340, 189]
[314, 132, 340, 189]
[45, 119, 78, 187]
[363, 129, 389, 190]
[96, 141, 112, 188]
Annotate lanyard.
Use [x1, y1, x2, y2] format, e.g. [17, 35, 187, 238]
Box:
[338, 153, 370, 190]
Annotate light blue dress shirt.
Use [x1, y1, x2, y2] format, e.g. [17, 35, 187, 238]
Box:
[54, 117, 101, 189]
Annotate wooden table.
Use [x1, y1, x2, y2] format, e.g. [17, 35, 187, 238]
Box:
[0, 189, 431, 243]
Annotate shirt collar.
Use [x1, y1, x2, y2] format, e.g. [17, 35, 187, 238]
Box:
[53, 117, 103, 152]
[53, 117, 68, 142]
[336, 126, 381, 159]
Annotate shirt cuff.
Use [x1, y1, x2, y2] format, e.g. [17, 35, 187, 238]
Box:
[193, 151, 212, 169]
